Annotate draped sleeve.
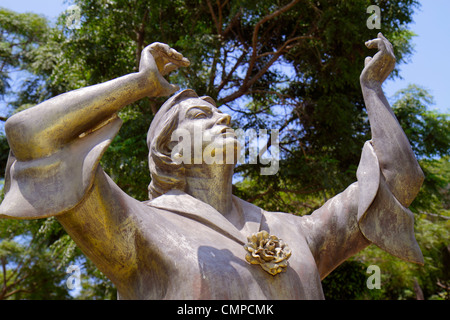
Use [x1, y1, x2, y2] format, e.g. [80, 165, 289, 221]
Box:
[300, 140, 423, 279]
[356, 140, 424, 264]
[0, 116, 122, 219]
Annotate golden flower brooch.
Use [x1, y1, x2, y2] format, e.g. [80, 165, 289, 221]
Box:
[243, 230, 292, 276]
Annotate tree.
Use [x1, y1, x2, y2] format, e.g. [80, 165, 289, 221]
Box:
[0, 8, 75, 300]
[0, 8, 48, 94]
[0, 217, 72, 299]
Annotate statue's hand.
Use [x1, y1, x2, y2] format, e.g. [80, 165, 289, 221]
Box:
[360, 33, 396, 88]
[139, 42, 190, 97]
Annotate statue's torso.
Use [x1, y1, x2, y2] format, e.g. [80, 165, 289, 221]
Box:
[121, 197, 324, 300]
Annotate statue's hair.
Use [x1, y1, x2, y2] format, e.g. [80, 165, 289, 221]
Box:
[147, 89, 216, 200]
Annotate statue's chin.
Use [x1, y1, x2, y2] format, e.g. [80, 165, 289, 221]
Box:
[206, 138, 240, 165]
[184, 139, 239, 165]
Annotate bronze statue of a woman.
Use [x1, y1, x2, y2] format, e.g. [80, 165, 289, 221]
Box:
[0, 34, 424, 299]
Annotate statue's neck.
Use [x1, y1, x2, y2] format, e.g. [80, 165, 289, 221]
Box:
[184, 163, 236, 219]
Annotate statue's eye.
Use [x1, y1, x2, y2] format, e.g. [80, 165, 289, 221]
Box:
[194, 112, 207, 119]
[187, 107, 212, 119]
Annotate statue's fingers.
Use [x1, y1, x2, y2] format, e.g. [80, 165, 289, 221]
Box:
[364, 56, 372, 67]
[164, 56, 190, 67]
[377, 32, 387, 40]
[167, 50, 190, 67]
[378, 33, 395, 57]
[365, 38, 383, 50]
[157, 48, 190, 66]
[147, 43, 190, 70]
[162, 63, 178, 75]
[178, 57, 190, 67]
[156, 46, 182, 61]
[162, 59, 190, 75]
[149, 42, 170, 52]
[169, 48, 182, 59]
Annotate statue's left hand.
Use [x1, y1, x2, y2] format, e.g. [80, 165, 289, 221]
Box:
[360, 33, 396, 88]
[139, 43, 190, 97]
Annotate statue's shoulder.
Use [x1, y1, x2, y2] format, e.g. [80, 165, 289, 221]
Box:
[234, 196, 305, 233]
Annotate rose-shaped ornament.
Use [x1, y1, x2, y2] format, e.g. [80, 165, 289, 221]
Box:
[243, 230, 292, 276]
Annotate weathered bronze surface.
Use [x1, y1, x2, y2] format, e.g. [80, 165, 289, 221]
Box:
[0, 35, 425, 299]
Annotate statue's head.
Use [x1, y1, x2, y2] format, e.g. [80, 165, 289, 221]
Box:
[147, 89, 239, 199]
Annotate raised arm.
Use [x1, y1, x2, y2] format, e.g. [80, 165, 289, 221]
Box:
[301, 34, 425, 278]
[360, 33, 424, 206]
[0, 43, 189, 220]
[5, 43, 189, 161]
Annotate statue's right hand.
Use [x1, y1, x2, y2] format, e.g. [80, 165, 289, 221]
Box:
[139, 43, 190, 97]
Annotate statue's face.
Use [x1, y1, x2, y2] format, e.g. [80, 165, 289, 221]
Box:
[173, 98, 240, 165]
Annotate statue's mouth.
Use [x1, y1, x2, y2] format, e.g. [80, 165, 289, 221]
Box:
[218, 126, 236, 138]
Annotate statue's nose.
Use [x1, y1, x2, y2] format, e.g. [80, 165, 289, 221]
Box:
[216, 113, 231, 126]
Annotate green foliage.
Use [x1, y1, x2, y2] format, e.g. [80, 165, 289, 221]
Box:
[0, 7, 55, 106]
[392, 84, 449, 160]
[0, 218, 73, 299]
[0, 8, 49, 86]
[321, 259, 379, 300]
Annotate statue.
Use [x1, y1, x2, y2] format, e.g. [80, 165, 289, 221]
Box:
[0, 33, 425, 299]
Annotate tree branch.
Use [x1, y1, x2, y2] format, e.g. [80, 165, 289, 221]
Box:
[1, 287, 32, 300]
[220, 33, 315, 104]
[419, 211, 450, 220]
[206, 0, 221, 35]
[222, 9, 241, 37]
[246, 89, 293, 101]
[245, 0, 301, 84]
[135, 9, 149, 69]
[216, 0, 223, 35]
[1, 257, 7, 297]
[217, 50, 246, 93]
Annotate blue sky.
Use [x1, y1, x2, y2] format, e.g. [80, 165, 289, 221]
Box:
[1, 0, 449, 115]
[382, 0, 450, 114]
